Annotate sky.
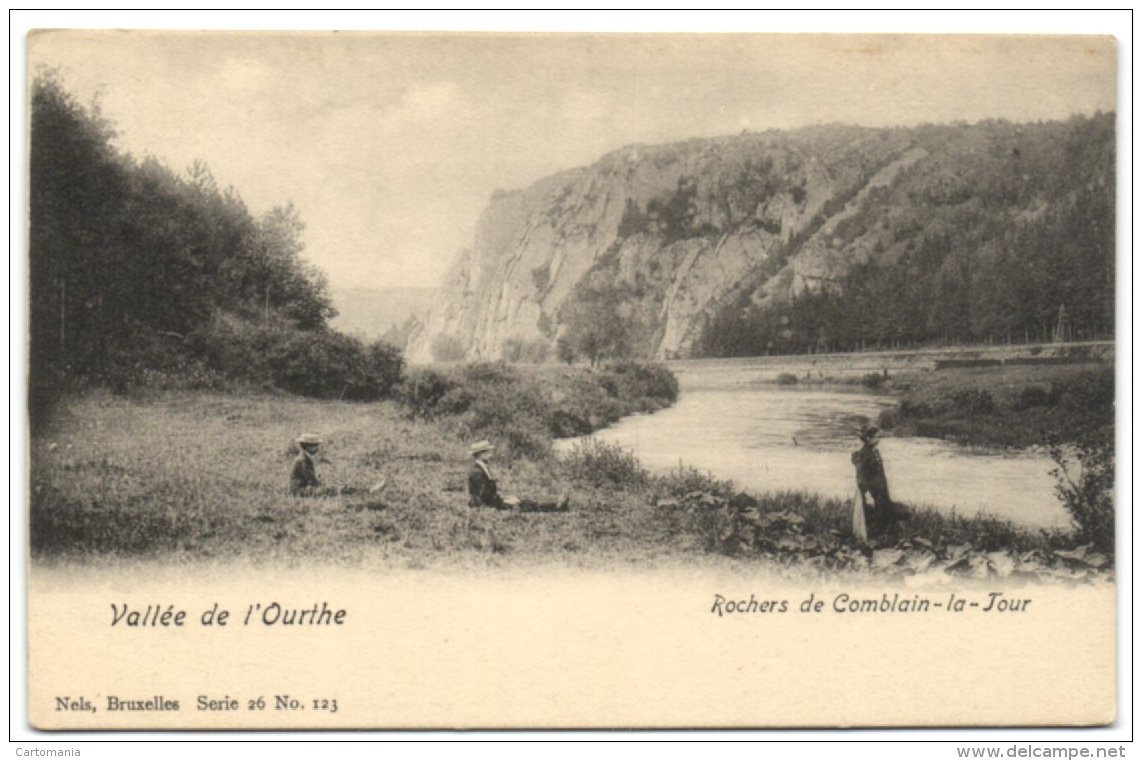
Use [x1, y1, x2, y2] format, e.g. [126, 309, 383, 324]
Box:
[24, 15, 1121, 293]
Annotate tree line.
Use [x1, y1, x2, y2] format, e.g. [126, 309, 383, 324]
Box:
[29, 72, 402, 419]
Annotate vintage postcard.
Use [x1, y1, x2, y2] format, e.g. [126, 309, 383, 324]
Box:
[21, 28, 1121, 732]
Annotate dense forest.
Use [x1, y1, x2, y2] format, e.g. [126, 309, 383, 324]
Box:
[28, 72, 403, 419]
[693, 116, 1115, 357]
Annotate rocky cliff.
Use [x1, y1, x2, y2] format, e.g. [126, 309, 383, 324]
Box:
[407, 116, 1114, 362]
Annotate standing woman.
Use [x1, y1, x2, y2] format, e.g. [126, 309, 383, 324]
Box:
[851, 425, 908, 539]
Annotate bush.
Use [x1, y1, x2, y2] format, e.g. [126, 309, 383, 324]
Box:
[776, 372, 799, 386]
[555, 335, 576, 364]
[461, 361, 518, 387]
[877, 406, 899, 430]
[396, 361, 681, 461]
[861, 371, 886, 389]
[1050, 368, 1114, 414]
[547, 409, 593, 438]
[187, 316, 276, 384]
[1012, 386, 1051, 411]
[189, 316, 403, 400]
[650, 468, 739, 554]
[398, 368, 465, 419]
[601, 361, 680, 408]
[656, 464, 735, 500]
[561, 439, 649, 489]
[360, 341, 406, 399]
[1049, 428, 1115, 553]
[947, 389, 996, 415]
[266, 331, 403, 400]
[899, 399, 936, 419]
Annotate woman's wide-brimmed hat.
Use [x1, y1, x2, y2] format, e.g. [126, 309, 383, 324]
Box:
[468, 439, 495, 456]
[297, 433, 323, 445]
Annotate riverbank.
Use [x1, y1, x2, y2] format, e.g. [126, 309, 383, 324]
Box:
[686, 343, 1114, 450]
[875, 362, 1113, 450]
[669, 341, 1113, 390]
[30, 371, 1107, 579]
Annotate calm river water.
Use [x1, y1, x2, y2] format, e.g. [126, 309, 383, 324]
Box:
[559, 358, 1068, 529]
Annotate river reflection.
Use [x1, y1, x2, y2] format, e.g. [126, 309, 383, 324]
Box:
[559, 373, 1068, 530]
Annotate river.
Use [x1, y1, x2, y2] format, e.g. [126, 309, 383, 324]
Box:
[559, 357, 1069, 529]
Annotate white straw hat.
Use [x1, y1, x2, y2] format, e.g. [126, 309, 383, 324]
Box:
[468, 439, 494, 456]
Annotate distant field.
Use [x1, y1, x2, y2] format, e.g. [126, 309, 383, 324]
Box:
[669, 341, 1114, 387]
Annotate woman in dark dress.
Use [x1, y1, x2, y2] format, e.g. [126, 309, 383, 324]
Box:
[851, 425, 909, 538]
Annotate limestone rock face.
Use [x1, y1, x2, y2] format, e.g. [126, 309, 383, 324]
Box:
[406, 127, 922, 362]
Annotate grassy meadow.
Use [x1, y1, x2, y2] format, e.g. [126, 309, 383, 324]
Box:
[28, 362, 1111, 580]
[28, 390, 666, 566]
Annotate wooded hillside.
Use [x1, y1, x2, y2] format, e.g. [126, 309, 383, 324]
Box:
[29, 73, 402, 416]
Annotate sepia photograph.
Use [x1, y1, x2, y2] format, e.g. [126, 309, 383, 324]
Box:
[14, 13, 1128, 741]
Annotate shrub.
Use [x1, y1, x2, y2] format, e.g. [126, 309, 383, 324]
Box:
[1012, 386, 1051, 411]
[1050, 368, 1114, 414]
[400, 361, 553, 460]
[464, 377, 547, 435]
[776, 372, 799, 386]
[266, 331, 402, 400]
[561, 439, 649, 489]
[861, 371, 886, 389]
[187, 315, 277, 384]
[899, 399, 936, 419]
[877, 406, 899, 430]
[360, 340, 406, 399]
[555, 335, 576, 364]
[398, 361, 681, 461]
[601, 361, 680, 407]
[547, 409, 593, 438]
[266, 331, 353, 398]
[398, 368, 463, 419]
[1049, 427, 1115, 553]
[190, 316, 404, 400]
[494, 422, 552, 462]
[685, 498, 736, 554]
[947, 389, 996, 415]
[656, 464, 735, 500]
[461, 361, 518, 387]
[650, 468, 739, 554]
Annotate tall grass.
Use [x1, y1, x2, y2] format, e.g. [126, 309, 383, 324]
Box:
[560, 439, 649, 490]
